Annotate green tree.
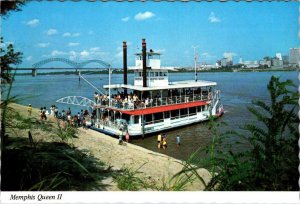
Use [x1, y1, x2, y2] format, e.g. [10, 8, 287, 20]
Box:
[177, 76, 298, 190]
[0, 37, 23, 84]
[0, 0, 26, 17]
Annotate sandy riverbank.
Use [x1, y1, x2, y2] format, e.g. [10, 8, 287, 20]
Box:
[7, 103, 211, 190]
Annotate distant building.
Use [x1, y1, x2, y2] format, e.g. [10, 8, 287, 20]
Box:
[259, 59, 271, 68]
[275, 53, 283, 61]
[244, 60, 259, 68]
[239, 57, 243, 64]
[221, 58, 227, 67]
[282, 55, 289, 65]
[271, 57, 283, 67]
[289, 48, 299, 66]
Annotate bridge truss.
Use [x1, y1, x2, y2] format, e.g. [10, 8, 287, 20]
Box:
[56, 96, 96, 107]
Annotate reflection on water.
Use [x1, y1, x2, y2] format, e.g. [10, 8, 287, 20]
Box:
[7, 71, 298, 161]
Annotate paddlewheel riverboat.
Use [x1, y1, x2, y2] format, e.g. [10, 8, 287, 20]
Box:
[91, 39, 224, 137]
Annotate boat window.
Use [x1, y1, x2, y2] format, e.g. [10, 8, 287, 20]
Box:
[180, 108, 188, 117]
[163, 72, 167, 77]
[139, 72, 142, 77]
[150, 72, 154, 77]
[155, 72, 159, 77]
[164, 111, 170, 118]
[197, 106, 202, 112]
[145, 114, 152, 123]
[159, 72, 163, 76]
[189, 107, 196, 115]
[153, 112, 164, 121]
[171, 110, 179, 120]
[121, 114, 130, 123]
[134, 116, 139, 124]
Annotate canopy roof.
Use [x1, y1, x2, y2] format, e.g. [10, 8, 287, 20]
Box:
[103, 80, 217, 91]
[97, 100, 208, 116]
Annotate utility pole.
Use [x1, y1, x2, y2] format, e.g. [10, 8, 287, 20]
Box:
[192, 45, 198, 82]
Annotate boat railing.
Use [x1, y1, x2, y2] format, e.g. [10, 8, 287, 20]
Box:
[95, 93, 211, 110]
[95, 119, 127, 132]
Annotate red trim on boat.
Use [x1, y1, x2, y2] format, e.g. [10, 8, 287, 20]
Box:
[115, 101, 209, 115]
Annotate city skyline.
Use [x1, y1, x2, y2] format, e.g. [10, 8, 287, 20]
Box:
[2, 1, 298, 68]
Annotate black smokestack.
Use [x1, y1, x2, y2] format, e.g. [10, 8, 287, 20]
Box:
[123, 41, 128, 95]
[142, 38, 147, 87]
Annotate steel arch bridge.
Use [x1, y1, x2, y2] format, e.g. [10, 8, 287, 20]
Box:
[32, 58, 111, 69]
[56, 96, 96, 107]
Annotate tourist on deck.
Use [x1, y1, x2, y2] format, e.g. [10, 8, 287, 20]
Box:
[133, 94, 138, 102]
[157, 133, 162, 148]
[176, 135, 181, 147]
[27, 104, 32, 116]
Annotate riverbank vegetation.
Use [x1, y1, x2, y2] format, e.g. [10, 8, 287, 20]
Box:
[174, 76, 298, 190]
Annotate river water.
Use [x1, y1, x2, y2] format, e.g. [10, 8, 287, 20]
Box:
[6, 71, 298, 161]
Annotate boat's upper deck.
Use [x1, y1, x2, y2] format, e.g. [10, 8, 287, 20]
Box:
[103, 80, 217, 91]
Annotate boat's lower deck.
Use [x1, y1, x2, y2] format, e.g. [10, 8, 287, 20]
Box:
[91, 109, 223, 137]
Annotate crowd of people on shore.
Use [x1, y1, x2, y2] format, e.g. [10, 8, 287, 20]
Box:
[32, 104, 95, 129]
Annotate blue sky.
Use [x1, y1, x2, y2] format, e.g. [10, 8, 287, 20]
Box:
[2, 1, 299, 68]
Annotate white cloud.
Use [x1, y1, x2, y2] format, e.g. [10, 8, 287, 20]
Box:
[201, 52, 216, 59]
[46, 29, 58, 35]
[36, 43, 50, 48]
[73, 33, 81, 37]
[26, 56, 33, 61]
[68, 42, 80, 47]
[62, 32, 80, 37]
[51, 50, 66, 56]
[134, 11, 155, 21]
[121, 16, 130, 22]
[208, 12, 221, 23]
[90, 47, 100, 52]
[26, 19, 40, 27]
[80, 50, 90, 58]
[63, 32, 71, 37]
[69, 51, 77, 60]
